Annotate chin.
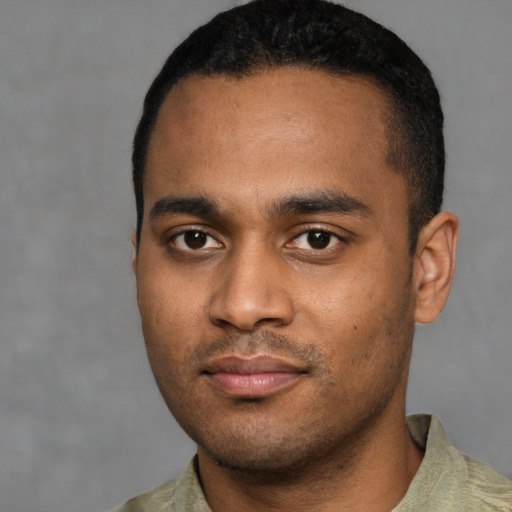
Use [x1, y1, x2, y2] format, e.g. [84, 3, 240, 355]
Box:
[191, 414, 356, 480]
[188, 415, 315, 473]
[201, 446, 315, 479]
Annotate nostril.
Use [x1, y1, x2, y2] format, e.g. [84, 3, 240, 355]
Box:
[208, 292, 294, 331]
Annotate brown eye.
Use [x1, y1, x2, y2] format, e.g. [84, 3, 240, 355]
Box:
[292, 230, 341, 250]
[307, 231, 332, 249]
[184, 231, 208, 249]
[172, 230, 222, 251]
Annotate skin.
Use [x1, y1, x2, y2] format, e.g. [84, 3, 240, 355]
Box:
[133, 68, 458, 512]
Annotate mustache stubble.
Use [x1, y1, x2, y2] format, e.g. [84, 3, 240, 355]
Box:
[188, 330, 330, 377]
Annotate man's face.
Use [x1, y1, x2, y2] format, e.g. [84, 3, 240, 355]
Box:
[134, 68, 417, 473]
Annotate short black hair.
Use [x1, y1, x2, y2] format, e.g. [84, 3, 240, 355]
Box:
[133, 0, 444, 252]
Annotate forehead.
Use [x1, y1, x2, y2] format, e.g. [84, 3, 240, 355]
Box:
[145, 68, 403, 217]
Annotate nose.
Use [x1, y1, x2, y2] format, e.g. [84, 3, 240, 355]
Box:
[208, 246, 294, 331]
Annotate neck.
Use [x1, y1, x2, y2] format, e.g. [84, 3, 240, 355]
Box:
[197, 411, 423, 512]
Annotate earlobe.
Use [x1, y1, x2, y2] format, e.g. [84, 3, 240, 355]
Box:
[131, 229, 138, 274]
[414, 212, 459, 324]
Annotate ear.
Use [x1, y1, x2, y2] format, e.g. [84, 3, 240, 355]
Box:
[131, 229, 138, 274]
[413, 212, 459, 324]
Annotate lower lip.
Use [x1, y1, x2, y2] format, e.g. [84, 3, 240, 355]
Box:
[207, 372, 301, 398]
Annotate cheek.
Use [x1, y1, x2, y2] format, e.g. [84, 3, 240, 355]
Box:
[137, 284, 190, 377]
[136, 267, 221, 381]
[137, 266, 203, 330]
[302, 267, 387, 326]
[138, 289, 197, 397]
[301, 261, 411, 355]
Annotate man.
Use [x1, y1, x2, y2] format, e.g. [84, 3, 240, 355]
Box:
[114, 1, 512, 510]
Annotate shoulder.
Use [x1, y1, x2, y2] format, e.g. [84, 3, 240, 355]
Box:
[461, 452, 512, 511]
[109, 457, 210, 512]
[400, 415, 512, 511]
[110, 479, 177, 512]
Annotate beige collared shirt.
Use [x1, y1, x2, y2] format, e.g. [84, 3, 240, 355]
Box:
[112, 415, 512, 511]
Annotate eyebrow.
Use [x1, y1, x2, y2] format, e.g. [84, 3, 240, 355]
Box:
[149, 195, 220, 221]
[149, 190, 371, 224]
[267, 191, 372, 219]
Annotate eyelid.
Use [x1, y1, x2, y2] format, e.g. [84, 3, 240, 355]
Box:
[286, 227, 347, 251]
[168, 226, 223, 251]
[164, 223, 348, 255]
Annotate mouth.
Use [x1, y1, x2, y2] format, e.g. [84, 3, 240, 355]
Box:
[202, 355, 306, 398]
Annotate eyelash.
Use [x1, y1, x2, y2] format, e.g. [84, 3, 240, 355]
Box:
[170, 229, 222, 251]
[167, 227, 347, 254]
[287, 229, 345, 252]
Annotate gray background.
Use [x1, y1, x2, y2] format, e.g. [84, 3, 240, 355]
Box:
[0, 0, 510, 511]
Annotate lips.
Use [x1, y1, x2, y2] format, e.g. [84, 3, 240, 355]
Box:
[202, 355, 305, 398]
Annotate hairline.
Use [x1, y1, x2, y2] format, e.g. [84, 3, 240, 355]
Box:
[136, 64, 421, 253]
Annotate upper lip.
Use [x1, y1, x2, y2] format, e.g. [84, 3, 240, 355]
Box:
[202, 355, 305, 375]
